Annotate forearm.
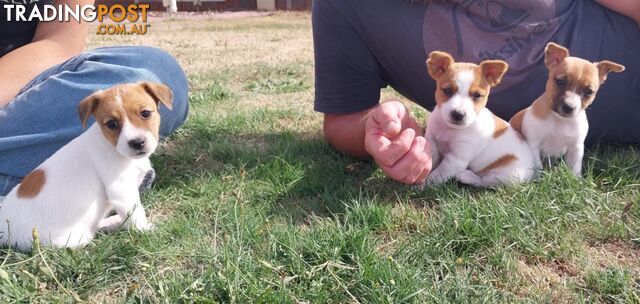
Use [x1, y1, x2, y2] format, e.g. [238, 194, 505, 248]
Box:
[0, 40, 80, 107]
[596, 0, 640, 25]
[324, 110, 372, 159]
[0, 0, 91, 107]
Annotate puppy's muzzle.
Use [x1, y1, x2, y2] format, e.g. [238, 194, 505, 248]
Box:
[561, 103, 575, 115]
[128, 138, 146, 151]
[450, 110, 466, 124]
[554, 97, 576, 117]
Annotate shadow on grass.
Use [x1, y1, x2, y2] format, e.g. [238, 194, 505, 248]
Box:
[151, 126, 408, 223]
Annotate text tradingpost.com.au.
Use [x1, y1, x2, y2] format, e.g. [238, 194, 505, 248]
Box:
[2, 3, 151, 35]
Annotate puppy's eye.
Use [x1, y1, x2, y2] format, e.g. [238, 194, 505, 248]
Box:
[105, 120, 119, 130]
[555, 78, 566, 86]
[472, 92, 484, 102]
[443, 88, 453, 96]
[141, 110, 152, 119]
[583, 88, 594, 98]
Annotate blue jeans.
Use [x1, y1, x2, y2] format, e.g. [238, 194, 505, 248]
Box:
[0, 46, 189, 196]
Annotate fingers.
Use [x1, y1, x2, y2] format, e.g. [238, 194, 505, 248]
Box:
[371, 101, 405, 137]
[381, 136, 424, 181]
[379, 136, 433, 184]
[373, 128, 415, 167]
[412, 141, 433, 184]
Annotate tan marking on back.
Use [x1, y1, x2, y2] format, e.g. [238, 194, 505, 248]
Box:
[493, 115, 509, 138]
[17, 169, 46, 199]
[478, 154, 518, 176]
[510, 109, 526, 135]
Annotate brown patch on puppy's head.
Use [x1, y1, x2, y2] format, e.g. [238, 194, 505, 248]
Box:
[17, 169, 46, 199]
[78, 82, 173, 158]
[427, 51, 455, 80]
[543, 42, 625, 118]
[471, 60, 508, 113]
[426, 51, 508, 128]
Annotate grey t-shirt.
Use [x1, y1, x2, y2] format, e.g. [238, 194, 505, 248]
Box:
[0, 0, 52, 57]
[313, 0, 640, 143]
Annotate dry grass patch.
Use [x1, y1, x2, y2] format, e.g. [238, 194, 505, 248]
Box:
[515, 259, 577, 302]
[585, 239, 640, 274]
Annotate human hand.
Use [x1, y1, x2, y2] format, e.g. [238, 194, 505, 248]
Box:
[364, 101, 432, 184]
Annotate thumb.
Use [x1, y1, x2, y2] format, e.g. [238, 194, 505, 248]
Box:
[372, 103, 403, 138]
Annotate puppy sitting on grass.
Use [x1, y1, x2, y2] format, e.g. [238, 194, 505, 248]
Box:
[510, 42, 625, 176]
[423, 51, 535, 187]
[0, 82, 172, 252]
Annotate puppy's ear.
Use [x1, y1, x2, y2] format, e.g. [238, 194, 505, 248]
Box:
[595, 60, 625, 83]
[479, 60, 509, 87]
[140, 82, 173, 110]
[427, 51, 454, 79]
[544, 42, 569, 68]
[78, 92, 101, 129]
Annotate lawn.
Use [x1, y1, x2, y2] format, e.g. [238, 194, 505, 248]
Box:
[1, 12, 639, 303]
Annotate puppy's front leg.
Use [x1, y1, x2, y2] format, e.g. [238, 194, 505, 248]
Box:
[565, 144, 584, 176]
[426, 155, 468, 185]
[528, 141, 543, 170]
[98, 214, 125, 233]
[425, 133, 442, 169]
[137, 158, 155, 193]
[106, 182, 154, 231]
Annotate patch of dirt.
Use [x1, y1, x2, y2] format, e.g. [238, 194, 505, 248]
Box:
[585, 239, 640, 274]
[515, 259, 579, 303]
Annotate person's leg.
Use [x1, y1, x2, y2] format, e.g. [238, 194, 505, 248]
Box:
[0, 46, 189, 196]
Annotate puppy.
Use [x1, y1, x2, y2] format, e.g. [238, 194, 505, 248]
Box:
[0, 82, 172, 251]
[510, 42, 625, 176]
[424, 51, 535, 187]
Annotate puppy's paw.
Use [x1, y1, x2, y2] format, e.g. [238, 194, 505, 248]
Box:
[426, 174, 445, 186]
[455, 170, 480, 186]
[138, 169, 156, 194]
[139, 222, 155, 232]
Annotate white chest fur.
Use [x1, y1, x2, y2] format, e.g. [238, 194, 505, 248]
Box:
[524, 110, 588, 158]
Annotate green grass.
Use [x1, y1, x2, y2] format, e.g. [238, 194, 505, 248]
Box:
[1, 14, 639, 302]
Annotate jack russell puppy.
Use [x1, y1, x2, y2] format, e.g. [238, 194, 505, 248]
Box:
[510, 42, 625, 176]
[424, 51, 535, 187]
[0, 82, 172, 252]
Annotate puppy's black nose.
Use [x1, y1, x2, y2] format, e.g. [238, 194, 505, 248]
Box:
[128, 138, 146, 150]
[450, 110, 465, 122]
[561, 104, 575, 114]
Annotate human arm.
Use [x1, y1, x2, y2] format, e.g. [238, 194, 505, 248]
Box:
[0, 0, 93, 107]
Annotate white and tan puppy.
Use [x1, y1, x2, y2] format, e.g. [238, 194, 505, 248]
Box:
[424, 51, 535, 187]
[0, 82, 172, 252]
[510, 42, 625, 176]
